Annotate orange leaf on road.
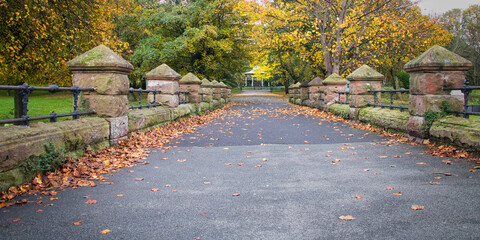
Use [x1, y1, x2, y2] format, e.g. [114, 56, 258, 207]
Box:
[411, 205, 424, 210]
[135, 178, 144, 181]
[85, 200, 97, 204]
[101, 229, 112, 235]
[338, 215, 356, 221]
[73, 221, 83, 226]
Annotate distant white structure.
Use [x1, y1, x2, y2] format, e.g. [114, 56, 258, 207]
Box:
[244, 67, 268, 87]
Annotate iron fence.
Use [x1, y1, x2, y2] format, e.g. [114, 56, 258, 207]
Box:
[199, 92, 205, 102]
[336, 91, 349, 104]
[0, 83, 95, 126]
[129, 88, 161, 110]
[368, 88, 409, 112]
[443, 80, 480, 118]
[178, 90, 189, 104]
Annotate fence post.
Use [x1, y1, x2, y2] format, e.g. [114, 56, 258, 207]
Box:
[347, 65, 384, 120]
[404, 45, 472, 141]
[291, 82, 301, 104]
[67, 44, 133, 145]
[219, 82, 229, 104]
[145, 64, 181, 108]
[200, 79, 214, 110]
[322, 73, 348, 111]
[179, 73, 202, 104]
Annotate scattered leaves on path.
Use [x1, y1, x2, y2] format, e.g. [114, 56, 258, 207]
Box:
[338, 215, 356, 221]
[151, 188, 160, 192]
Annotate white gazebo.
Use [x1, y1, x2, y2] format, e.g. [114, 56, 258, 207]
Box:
[244, 67, 268, 87]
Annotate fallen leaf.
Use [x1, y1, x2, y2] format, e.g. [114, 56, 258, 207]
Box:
[151, 188, 160, 192]
[378, 156, 388, 159]
[203, 182, 211, 185]
[325, 154, 332, 157]
[50, 197, 58, 201]
[12, 218, 22, 223]
[470, 170, 477, 172]
[225, 163, 232, 165]
[199, 212, 208, 215]
[232, 193, 240, 196]
[354, 195, 362, 199]
[172, 190, 177, 192]
[101, 229, 112, 235]
[35, 209, 43, 213]
[393, 192, 403, 196]
[116, 194, 124, 197]
[256, 165, 262, 167]
[434, 177, 442, 179]
[304, 141, 309, 143]
[416, 162, 427, 165]
[338, 215, 356, 221]
[135, 178, 144, 181]
[237, 163, 244, 166]
[262, 158, 268, 162]
[85, 200, 97, 204]
[411, 205, 424, 210]
[364, 169, 370, 172]
[165, 184, 171, 187]
[429, 182, 440, 185]
[100, 182, 115, 185]
[177, 159, 186, 163]
[393, 155, 402, 158]
[386, 187, 394, 190]
[73, 221, 83, 226]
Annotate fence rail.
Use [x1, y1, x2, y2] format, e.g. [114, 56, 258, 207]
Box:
[178, 90, 189, 104]
[443, 80, 480, 118]
[368, 88, 409, 112]
[336, 91, 349, 104]
[129, 88, 161, 110]
[0, 83, 95, 126]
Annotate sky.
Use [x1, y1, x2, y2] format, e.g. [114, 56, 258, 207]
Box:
[417, 0, 479, 16]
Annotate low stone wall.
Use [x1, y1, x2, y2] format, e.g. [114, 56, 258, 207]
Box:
[430, 116, 480, 151]
[329, 104, 350, 119]
[0, 117, 110, 191]
[358, 107, 409, 132]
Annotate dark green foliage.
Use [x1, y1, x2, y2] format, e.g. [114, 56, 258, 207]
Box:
[397, 71, 410, 89]
[23, 143, 65, 176]
[422, 102, 449, 136]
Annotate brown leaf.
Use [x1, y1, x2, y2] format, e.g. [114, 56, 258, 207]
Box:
[135, 178, 144, 181]
[73, 221, 83, 226]
[165, 184, 171, 187]
[429, 182, 440, 185]
[262, 158, 268, 162]
[101, 229, 112, 235]
[232, 193, 240, 196]
[338, 215, 356, 221]
[393, 192, 403, 196]
[237, 163, 244, 166]
[171, 190, 177, 192]
[256, 165, 262, 167]
[354, 195, 362, 199]
[12, 218, 22, 223]
[116, 194, 124, 197]
[386, 187, 394, 190]
[151, 188, 160, 192]
[85, 200, 97, 204]
[416, 162, 427, 165]
[203, 182, 211, 185]
[378, 156, 388, 159]
[35, 209, 43, 213]
[411, 205, 424, 210]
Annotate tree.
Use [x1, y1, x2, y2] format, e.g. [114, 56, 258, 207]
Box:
[120, 0, 255, 86]
[440, 5, 480, 85]
[0, 0, 131, 86]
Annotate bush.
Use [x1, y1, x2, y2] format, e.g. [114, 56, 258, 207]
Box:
[397, 71, 410, 89]
[23, 143, 65, 176]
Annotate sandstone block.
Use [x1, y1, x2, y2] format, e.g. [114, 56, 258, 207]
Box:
[107, 116, 128, 143]
[148, 80, 179, 95]
[349, 81, 382, 95]
[409, 94, 464, 116]
[82, 94, 128, 117]
[407, 116, 426, 139]
[349, 95, 375, 108]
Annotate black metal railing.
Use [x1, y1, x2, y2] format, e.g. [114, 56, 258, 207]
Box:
[368, 88, 409, 112]
[199, 92, 205, 102]
[337, 91, 349, 104]
[129, 88, 161, 110]
[0, 83, 95, 127]
[178, 90, 189, 104]
[318, 89, 325, 101]
[443, 80, 480, 118]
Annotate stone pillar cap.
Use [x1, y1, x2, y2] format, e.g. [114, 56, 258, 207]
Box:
[322, 73, 348, 85]
[211, 80, 222, 87]
[308, 77, 324, 86]
[347, 65, 384, 81]
[146, 64, 182, 80]
[201, 78, 214, 87]
[300, 80, 311, 88]
[67, 45, 133, 74]
[404, 45, 472, 72]
[291, 82, 301, 89]
[180, 73, 202, 84]
[219, 82, 228, 88]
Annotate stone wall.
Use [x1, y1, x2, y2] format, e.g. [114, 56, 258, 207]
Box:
[0, 45, 230, 192]
[358, 107, 409, 132]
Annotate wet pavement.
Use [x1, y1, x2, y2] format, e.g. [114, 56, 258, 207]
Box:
[1, 91, 479, 239]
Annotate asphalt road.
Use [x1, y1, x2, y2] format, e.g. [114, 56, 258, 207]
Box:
[1, 91, 479, 239]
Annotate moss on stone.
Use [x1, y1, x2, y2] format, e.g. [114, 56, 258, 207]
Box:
[358, 107, 409, 132]
[329, 104, 350, 119]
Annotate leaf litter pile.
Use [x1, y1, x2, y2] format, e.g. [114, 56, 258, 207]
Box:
[1, 102, 478, 209]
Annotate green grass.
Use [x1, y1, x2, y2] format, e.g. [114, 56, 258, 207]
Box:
[0, 92, 74, 123]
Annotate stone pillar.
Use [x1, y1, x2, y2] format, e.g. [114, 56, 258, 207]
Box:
[405, 45, 472, 141]
[300, 80, 311, 105]
[146, 64, 181, 108]
[291, 82, 301, 104]
[200, 79, 214, 103]
[179, 73, 202, 104]
[211, 80, 222, 101]
[226, 85, 232, 101]
[67, 44, 133, 145]
[322, 73, 348, 111]
[288, 84, 295, 103]
[308, 77, 324, 109]
[347, 65, 384, 120]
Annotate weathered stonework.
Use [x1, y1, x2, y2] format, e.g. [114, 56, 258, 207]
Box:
[179, 73, 202, 104]
[211, 80, 222, 101]
[200, 79, 214, 103]
[323, 74, 348, 109]
[107, 116, 129, 145]
[347, 65, 384, 120]
[430, 116, 480, 151]
[308, 77, 324, 102]
[67, 45, 133, 118]
[146, 64, 182, 108]
[405, 45, 472, 139]
[358, 107, 409, 132]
